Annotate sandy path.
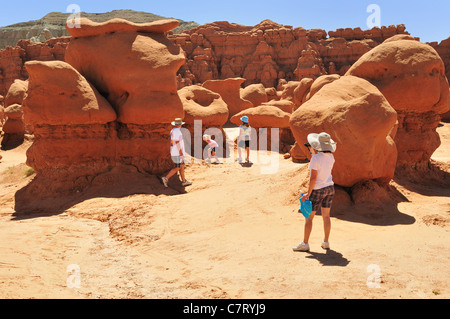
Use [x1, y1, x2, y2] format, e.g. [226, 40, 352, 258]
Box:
[0, 125, 448, 299]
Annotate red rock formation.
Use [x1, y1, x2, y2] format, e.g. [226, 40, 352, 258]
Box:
[304, 74, 340, 101]
[202, 78, 253, 118]
[1, 103, 24, 149]
[169, 21, 410, 89]
[4, 79, 28, 107]
[0, 37, 70, 96]
[178, 84, 229, 148]
[169, 20, 314, 88]
[18, 18, 186, 209]
[65, 18, 185, 125]
[290, 76, 397, 188]
[0, 95, 4, 127]
[22, 60, 117, 172]
[429, 37, 450, 83]
[231, 105, 295, 153]
[346, 39, 450, 166]
[240, 83, 268, 107]
[1, 79, 28, 149]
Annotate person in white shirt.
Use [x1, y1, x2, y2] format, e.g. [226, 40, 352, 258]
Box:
[293, 132, 337, 252]
[203, 134, 220, 164]
[161, 118, 192, 188]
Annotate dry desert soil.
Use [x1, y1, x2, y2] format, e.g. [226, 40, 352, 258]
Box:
[0, 124, 449, 299]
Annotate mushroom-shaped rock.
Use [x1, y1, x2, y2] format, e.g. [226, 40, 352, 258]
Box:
[232, 105, 293, 151]
[290, 76, 398, 187]
[346, 39, 450, 165]
[346, 40, 448, 114]
[65, 18, 185, 125]
[179, 85, 230, 152]
[202, 78, 253, 118]
[178, 85, 229, 127]
[1, 103, 25, 150]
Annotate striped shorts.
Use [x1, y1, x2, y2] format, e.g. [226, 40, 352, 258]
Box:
[309, 185, 335, 212]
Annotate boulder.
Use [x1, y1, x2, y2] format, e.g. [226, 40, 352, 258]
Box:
[1, 104, 25, 149]
[1, 80, 28, 149]
[240, 83, 268, 107]
[23, 61, 117, 127]
[261, 100, 295, 113]
[178, 85, 229, 152]
[179, 85, 229, 128]
[202, 78, 253, 118]
[305, 74, 340, 101]
[290, 76, 397, 187]
[346, 39, 450, 166]
[4, 79, 28, 107]
[292, 78, 314, 110]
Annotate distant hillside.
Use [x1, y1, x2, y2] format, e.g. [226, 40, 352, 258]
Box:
[0, 10, 199, 49]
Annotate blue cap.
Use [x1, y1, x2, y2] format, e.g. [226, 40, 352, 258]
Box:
[240, 116, 249, 123]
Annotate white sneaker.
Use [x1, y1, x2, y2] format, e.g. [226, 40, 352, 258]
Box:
[321, 241, 330, 250]
[182, 180, 192, 187]
[293, 242, 310, 252]
[161, 176, 169, 188]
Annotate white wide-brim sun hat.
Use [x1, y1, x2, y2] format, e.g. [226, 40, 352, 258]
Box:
[171, 118, 185, 126]
[307, 132, 337, 152]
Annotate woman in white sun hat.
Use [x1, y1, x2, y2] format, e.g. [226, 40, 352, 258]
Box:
[293, 132, 337, 252]
[161, 118, 192, 188]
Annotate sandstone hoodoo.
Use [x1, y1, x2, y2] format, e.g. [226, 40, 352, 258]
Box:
[18, 18, 187, 207]
[346, 38, 450, 167]
[22, 60, 117, 174]
[178, 85, 229, 152]
[1, 103, 25, 150]
[231, 104, 294, 153]
[202, 78, 253, 119]
[65, 18, 185, 125]
[1, 79, 28, 149]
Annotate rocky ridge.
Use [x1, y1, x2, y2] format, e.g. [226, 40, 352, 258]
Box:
[0, 10, 199, 49]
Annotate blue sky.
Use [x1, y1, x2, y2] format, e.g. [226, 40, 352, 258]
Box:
[0, 0, 449, 43]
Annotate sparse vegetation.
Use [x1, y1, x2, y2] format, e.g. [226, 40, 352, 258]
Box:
[24, 166, 35, 177]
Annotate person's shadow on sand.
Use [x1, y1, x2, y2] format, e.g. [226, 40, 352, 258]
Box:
[239, 161, 253, 168]
[305, 249, 350, 267]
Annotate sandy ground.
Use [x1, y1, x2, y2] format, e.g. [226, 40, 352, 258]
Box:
[0, 124, 449, 299]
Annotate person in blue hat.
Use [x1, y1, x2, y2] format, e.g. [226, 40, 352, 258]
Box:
[236, 115, 252, 163]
